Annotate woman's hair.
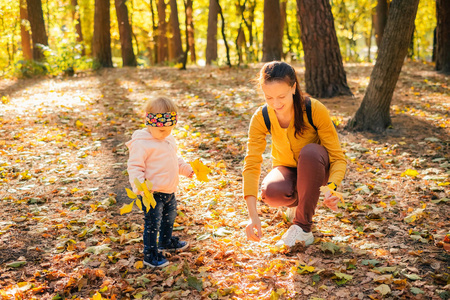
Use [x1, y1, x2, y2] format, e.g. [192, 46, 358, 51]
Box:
[259, 61, 306, 137]
[144, 97, 178, 114]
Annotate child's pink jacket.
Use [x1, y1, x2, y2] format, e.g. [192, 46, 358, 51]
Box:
[126, 129, 193, 194]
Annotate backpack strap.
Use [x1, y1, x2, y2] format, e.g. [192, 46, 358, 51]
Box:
[262, 104, 271, 134]
[305, 97, 317, 131]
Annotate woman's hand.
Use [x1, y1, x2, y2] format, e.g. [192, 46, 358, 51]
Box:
[245, 218, 262, 242]
[244, 195, 262, 241]
[323, 190, 339, 211]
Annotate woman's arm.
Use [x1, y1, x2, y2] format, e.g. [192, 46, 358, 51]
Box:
[244, 195, 262, 241]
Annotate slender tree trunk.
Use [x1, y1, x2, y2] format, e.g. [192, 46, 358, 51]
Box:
[374, 0, 388, 48]
[280, 0, 287, 55]
[26, 0, 48, 61]
[20, 0, 32, 61]
[436, 0, 450, 74]
[93, 0, 112, 67]
[169, 0, 183, 64]
[347, 0, 419, 132]
[157, 0, 168, 63]
[181, 0, 190, 69]
[206, 0, 219, 65]
[71, 0, 85, 56]
[216, 0, 230, 66]
[115, 0, 137, 66]
[296, 0, 352, 98]
[262, 0, 282, 61]
[185, 0, 196, 63]
[149, 0, 158, 64]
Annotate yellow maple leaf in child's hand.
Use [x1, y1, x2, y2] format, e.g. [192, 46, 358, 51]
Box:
[190, 159, 211, 182]
[320, 185, 345, 204]
[120, 201, 134, 215]
[125, 188, 138, 199]
[134, 178, 144, 191]
[135, 198, 143, 211]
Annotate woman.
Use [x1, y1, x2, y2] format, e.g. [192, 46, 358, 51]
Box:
[243, 61, 347, 247]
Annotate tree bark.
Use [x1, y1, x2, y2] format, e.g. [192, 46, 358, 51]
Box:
[374, 0, 388, 47]
[115, 0, 137, 66]
[436, 0, 450, 74]
[216, 0, 230, 66]
[20, 0, 32, 61]
[296, 0, 352, 98]
[185, 0, 196, 63]
[347, 0, 419, 132]
[71, 0, 85, 56]
[93, 0, 112, 67]
[206, 0, 219, 65]
[168, 0, 183, 64]
[157, 0, 168, 63]
[149, 0, 158, 64]
[262, 0, 282, 61]
[26, 0, 48, 61]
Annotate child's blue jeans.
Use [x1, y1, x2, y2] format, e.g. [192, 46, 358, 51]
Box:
[139, 192, 177, 254]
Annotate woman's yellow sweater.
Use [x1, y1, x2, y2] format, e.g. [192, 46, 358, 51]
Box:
[243, 98, 347, 198]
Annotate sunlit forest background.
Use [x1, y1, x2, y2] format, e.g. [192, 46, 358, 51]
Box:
[0, 0, 437, 77]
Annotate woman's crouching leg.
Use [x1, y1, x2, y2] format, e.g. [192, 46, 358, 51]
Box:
[261, 166, 297, 207]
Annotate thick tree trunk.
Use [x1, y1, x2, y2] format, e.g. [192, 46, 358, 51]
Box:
[262, 0, 282, 61]
[169, 0, 183, 64]
[157, 0, 168, 63]
[205, 0, 219, 65]
[347, 0, 419, 133]
[374, 0, 388, 47]
[71, 0, 85, 56]
[93, 0, 112, 67]
[26, 0, 48, 61]
[20, 0, 32, 61]
[115, 0, 137, 66]
[296, 0, 352, 98]
[436, 0, 450, 74]
[185, 0, 196, 63]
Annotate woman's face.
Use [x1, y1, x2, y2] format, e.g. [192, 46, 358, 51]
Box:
[261, 80, 296, 115]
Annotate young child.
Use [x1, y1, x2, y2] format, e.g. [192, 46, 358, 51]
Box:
[126, 97, 194, 268]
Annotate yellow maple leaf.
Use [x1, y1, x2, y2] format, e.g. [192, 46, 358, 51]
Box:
[135, 198, 143, 211]
[92, 292, 102, 300]
[134, 178, 144, 191]
[125, 188, 137, 199]
[134, 261, 144, 269]
[190, 159, 211, 182]
[320, 185, 345, 204]
[75, 120, 84, 127]
[120, 201, 134, 215]
[401, 169, 419, 177]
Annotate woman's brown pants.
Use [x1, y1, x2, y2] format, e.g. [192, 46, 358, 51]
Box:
[261, 143, 330, 232]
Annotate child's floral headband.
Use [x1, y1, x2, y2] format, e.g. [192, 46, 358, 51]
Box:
[146, 112, 177, 127]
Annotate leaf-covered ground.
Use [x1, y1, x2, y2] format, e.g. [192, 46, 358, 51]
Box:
[0, 62, 449, 300]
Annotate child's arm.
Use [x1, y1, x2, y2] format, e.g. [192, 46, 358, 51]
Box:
[127, 145, 147, 193]
[178, 156, 194, 178]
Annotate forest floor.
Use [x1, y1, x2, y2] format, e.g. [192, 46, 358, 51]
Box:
[0, 61, 449, 300]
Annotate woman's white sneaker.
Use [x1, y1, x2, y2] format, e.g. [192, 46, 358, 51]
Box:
[275, 224, 314, 248]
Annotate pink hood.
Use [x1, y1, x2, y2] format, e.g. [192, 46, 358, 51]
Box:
[126, 129, 193, 194]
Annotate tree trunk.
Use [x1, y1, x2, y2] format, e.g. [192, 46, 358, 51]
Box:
[26, 0, 48, 61]
[206, 0, 219, 65]
[374, 0, 388, 47]
[347, 0, 419, 133]
[71, 0, 85, 56]
[262, 0, 282, 61]
[157, 0, 168, 63]
[20, 0, 32, 61]
[115, 0, 137, 66]
[296, 0, 352, 98]
[436, 0, 450, 74]
[216, 0, 230, 66]
[93, 0, 112, 67]
[169, 0, 183, 64]
[185, 0, 196, 63]
[149, 0, 158, 64]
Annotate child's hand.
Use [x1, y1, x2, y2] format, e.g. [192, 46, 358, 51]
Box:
[188, 171, 195, 179]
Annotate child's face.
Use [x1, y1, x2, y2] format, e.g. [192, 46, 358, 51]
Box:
[148, 125, 174, 140]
